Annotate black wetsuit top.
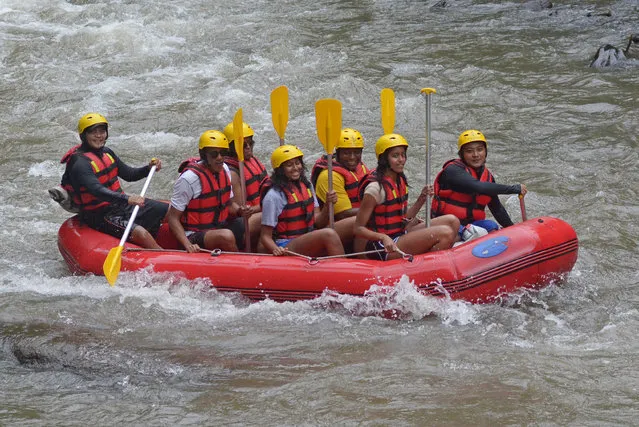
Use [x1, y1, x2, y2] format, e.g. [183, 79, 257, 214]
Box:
[63, 146, 151, 208]
[437, 162, 521, 227]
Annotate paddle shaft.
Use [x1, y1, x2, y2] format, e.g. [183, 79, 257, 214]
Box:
[327, 154, 335, 229]
[117, 165, 157, 247]
[519, 194, 527, 222]
[238, 161, 252, 251]
[314, 98, 341, 230]
[421, 88, 436, 227]
[232, 108, 252, 252]
[425, 94, 432, 226]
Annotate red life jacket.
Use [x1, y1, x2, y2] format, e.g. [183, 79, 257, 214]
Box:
[60, 145, 122, 211]
[224, 156, 268, 207]
[358, 171, 408, 239]
[178, 157, 200, 173]
[179, 161, 232, 231]
[431, 159, 494, 223]
[260, 178, 315, 239]
[311, 155, 369, 208]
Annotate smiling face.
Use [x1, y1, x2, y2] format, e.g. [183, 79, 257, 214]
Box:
[385, 146, 407, 175]
[232, 136, 254, 160]
[242, 136, 254, 159]
[336, 148, 363, 171]
[280, 156, 303, 181]
[83, 124, 108, 151]
[460, 141, 487, 169]
[201, 147, 228, 173]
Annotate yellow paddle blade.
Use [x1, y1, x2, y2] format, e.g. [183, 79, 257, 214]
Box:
[315, 98, 342, 154]
[233, 108, 244, 162]
[381, 88, 395, 134]
[103, 245, 124, 286]
[270, 86, 289, 141]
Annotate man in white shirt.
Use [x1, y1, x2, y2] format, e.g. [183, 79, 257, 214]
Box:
[166, 130, 248, 253]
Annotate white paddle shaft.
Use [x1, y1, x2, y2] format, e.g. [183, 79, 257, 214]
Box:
[116, 165, 157, 247]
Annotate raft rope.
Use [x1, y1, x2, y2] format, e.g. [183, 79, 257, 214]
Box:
[126, 247, 414, 263]
[315, 249, 414, 262]
[205, 248, 413, 262]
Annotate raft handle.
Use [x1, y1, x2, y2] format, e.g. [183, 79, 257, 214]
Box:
[397, 249, 414, 262]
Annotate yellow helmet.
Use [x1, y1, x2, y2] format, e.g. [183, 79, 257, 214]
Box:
[458, 129, 487, 151]
[223, 121, 255, 143]
[271, 144, 304, 169]
[78, 113, 108, 134]
[336, 128, 364, 149]
[199, 130, 229, 150]
[375, 133, 408, 158]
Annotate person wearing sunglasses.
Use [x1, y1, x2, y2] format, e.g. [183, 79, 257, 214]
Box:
[167, 130, 249, 253]
[223, 121, 268, 252]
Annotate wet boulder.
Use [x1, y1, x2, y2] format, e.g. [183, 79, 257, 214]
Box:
[586, 9, 612, 17]
[523, 0, 553, 11]
[429, 0, 447, 11]
[590, 34, 639, 67]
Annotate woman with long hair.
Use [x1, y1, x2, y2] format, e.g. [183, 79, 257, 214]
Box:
[355, 134, 458, 260]
[260, 145, 345, 257]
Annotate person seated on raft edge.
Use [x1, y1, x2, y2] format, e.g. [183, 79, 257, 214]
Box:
[259, 145, 346, 258]
[223, 120, 268, 253]
[166, 130, 251, 254]
[431, 129, 528, 240]
[59, 112, 169, 249]
[354, 133, 459, 261]
[311, 127, 370, 253]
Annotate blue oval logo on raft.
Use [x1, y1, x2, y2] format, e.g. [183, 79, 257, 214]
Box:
[471, 236, 510, 258]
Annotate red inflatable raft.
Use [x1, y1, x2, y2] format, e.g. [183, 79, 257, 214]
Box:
[58, 215, 578, 303]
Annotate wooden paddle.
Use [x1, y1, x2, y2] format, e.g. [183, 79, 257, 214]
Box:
[519, 194, 527, 221]
[270, 85, 289, 145]
[421, 87, 436, 226]
[381, 88, 395, 134]
[315, 98, 342, 229]
[103, 165, 157, 286]
[233, 108, 252, 252]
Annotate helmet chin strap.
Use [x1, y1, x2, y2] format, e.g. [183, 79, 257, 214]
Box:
[199, 149, 209, 166]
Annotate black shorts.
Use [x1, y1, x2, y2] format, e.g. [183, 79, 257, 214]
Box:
[187, 217, 246, 250]
[365, 240, 388, 261]
[364, 236, 401, 261]
[81, 199, 169, 241]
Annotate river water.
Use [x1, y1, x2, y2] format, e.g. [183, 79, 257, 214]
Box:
[1, 0, 638, 425]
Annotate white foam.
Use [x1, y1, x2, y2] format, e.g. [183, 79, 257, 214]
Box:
[28, 160, 62, 178]
[1, 264, 484, 326]
[111, 132, 186, 150]
[307, 274, 481, 324]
